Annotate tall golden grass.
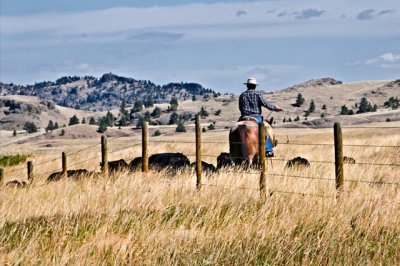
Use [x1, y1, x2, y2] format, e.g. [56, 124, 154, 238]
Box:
[1, 126, 399, 264]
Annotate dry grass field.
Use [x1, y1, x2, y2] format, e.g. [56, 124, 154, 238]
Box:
[1, 122, 399, 264]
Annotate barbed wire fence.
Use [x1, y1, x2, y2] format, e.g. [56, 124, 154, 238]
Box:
[1, 120, 399, 198]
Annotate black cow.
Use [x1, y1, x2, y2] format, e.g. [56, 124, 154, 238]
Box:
[285, 157, 310, 169]
[190, 161, 216, 173]
[47, 169, 98, 182]
[129, 157, 142, 172]
[217, 152, 234, 169]
[343, 156, 356, 164]
[100, 159, 129, 173]
[129, 153, 190, 172]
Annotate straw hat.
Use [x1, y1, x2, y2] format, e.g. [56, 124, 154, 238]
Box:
[243, 77, 258, 86]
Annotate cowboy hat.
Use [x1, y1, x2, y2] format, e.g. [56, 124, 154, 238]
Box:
[243, 77, 258, 86]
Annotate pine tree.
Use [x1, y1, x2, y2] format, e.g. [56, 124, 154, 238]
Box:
[69, 115, 80, 126]
[295, 93, 305, 107]
[309, 100, 315, 113]
[54, 122, 59, 129]
[46, 120, 55, 132]
[81, 117, 86, 124]
[169, 112, 179, 125]
[151, 106, 161, 117]
[192, 95, 197, 101]
[89, 117, 96, 125]
[170, 97, 178, 111]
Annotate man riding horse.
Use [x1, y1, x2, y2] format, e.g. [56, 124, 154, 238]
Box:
[232, 78, 283, 163]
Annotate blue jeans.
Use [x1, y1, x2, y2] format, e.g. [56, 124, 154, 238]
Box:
[249, 114, 273, 152]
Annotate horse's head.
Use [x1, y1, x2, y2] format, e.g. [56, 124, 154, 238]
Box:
[264, 117, 278, 147]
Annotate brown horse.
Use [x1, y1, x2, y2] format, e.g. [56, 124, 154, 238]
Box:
[229, 117, 275, 166]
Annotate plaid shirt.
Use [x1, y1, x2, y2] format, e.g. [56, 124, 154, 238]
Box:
[239, 89, 276, 116]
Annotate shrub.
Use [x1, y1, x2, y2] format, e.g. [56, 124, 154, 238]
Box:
[151, 107, 162, 118]
[202, 127, 206, 132]
[175, 123, 186, 132]
[23, 121, 38, 133]
[153, 130, 161, 136]
[208, 124, 215, 130]
[0, 154, 28, 167]
[215, 110, 222, 116]
[60, 129, 65, 136]
[169, 112, 179, 125]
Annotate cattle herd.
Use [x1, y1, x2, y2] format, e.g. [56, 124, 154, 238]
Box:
[2, 152, 356, 187]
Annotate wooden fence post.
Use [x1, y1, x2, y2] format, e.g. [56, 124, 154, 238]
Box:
[27, 161, 33, 183]
[101, 135, 108, 177]
[142, 122, 149, 173]
[195, 115, 202, 191]
[62, 152, 67, 179]
[259, 123, 267, 199]
[334, 123, 344, 198]
[0, 168, 4, 185]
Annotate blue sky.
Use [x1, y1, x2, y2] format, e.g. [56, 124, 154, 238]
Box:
[1, 0, 399, 93]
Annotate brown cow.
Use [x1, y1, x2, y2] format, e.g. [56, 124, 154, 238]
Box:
[229, 117, 276, 166]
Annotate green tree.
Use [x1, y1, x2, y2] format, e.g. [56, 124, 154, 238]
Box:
[69, 115, 80, 126]
[357, 97, 375, 114]
[295, 93, 305, 107]
[309, 100, 315, 113]
[54, 122, 59, 129]
[175, 122, 186, 132]
[192, 95, 197, 101]
[151, 106, 161, 117]
[340, 105, 354, 115]
[199, 106, 209, 118]
[169, 97, 179, 111]
[23, 121, 38, 133]
[46, 120, 55, 132]
[81, 117, 86, 124]
[98, 118, 108, 133]
[132, 100, 143, 113]
[145, 95, 154, 107]
[119, 99, 129, 122]
[169, 112, 179, 125]
[89, 117, 96, 125]
[105, 111, 114, 127]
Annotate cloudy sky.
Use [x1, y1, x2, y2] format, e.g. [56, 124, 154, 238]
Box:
[1, 0, 399, 92]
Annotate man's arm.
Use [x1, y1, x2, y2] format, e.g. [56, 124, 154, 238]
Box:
[258, 93, 278, 111]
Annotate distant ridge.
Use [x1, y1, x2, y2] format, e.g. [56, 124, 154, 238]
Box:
[282, 77, 342, 92]
[0, 73, 218, 111]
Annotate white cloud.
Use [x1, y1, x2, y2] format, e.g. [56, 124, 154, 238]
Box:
[351, 53, 400, 68]
[1, 0, 399, 42]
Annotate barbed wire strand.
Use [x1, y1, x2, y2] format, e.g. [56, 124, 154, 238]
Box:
[346, 179, 400, 186]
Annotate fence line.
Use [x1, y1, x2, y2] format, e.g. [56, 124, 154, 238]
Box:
[2, 123, 399, 200]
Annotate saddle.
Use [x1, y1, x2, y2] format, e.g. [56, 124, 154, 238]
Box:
[238, 116, 259, 123]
